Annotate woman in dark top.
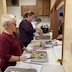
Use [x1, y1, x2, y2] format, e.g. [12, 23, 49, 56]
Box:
[57, 12, 63, 40]
[0, 14, 27, 72]
[19, 11, 42, 47]
[59, 25, 62, 35]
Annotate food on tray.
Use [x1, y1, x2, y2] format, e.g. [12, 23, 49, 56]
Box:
[9, 71, 19, 72]
[31, 51, 46, 59]
[30, 41, 40, 45]
[43, 34, 50, 37]
[35, 34, 50, 39]
[45, 41, 52, 44]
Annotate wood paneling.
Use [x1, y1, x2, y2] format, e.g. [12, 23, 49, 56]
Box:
[50, 10, 59, 39]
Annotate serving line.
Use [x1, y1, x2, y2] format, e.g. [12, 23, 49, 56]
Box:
[16, 40, 64, 72]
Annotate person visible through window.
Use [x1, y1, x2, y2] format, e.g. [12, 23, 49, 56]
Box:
[57, 12, 63, 40]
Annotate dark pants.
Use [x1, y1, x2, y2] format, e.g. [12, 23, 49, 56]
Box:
[22, 42, 30, 47]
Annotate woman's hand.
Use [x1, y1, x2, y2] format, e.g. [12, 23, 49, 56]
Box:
[20, 55, 27, 61]
[22, 46, 27, 51]
[26, 49, 33, 53]
[26, 48, 38, 53]
[36, 28, 43, 36]
[23, 46, 35, 53]
[57, 34, 63, 40]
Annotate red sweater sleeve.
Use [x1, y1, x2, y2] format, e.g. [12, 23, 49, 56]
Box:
[1, 36, 11, 62]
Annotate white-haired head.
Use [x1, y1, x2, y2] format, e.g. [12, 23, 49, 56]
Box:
[1, 14, 16, 28]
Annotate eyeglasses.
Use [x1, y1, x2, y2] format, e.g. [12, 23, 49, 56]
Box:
[10, 23, 16, 26]
[13, 23, 16, 26]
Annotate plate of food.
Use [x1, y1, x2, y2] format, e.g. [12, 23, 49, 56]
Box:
[35, 34, 50, 40]
[31, 51, 48, 62]
[44, 41, 52, 48]
[30, 41, 40, 47]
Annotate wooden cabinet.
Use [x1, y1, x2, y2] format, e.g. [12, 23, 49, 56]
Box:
[21, 5, 37, 16]
[29, 6, 38, 16]
[36, 0, 50, 16]
[36, 0, 43, 15]
[21, 0, 50, 16]
[21, 6, 29, 16]
[43, 0, 50, 15]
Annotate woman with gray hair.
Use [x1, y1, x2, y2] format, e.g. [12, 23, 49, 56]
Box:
[0, 14, 27, 72]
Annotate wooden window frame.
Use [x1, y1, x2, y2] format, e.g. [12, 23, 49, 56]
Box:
[50, 0, 66, 62]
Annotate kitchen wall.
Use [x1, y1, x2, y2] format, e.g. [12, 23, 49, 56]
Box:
[63, 0, 72, 72]
[7, 0, 50, 28]
[0, 0, 7, 33]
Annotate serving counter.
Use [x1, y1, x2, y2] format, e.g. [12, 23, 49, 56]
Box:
[15, 39, 64, 72]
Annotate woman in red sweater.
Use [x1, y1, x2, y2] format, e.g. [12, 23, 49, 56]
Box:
[0, 14, 27, 72]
